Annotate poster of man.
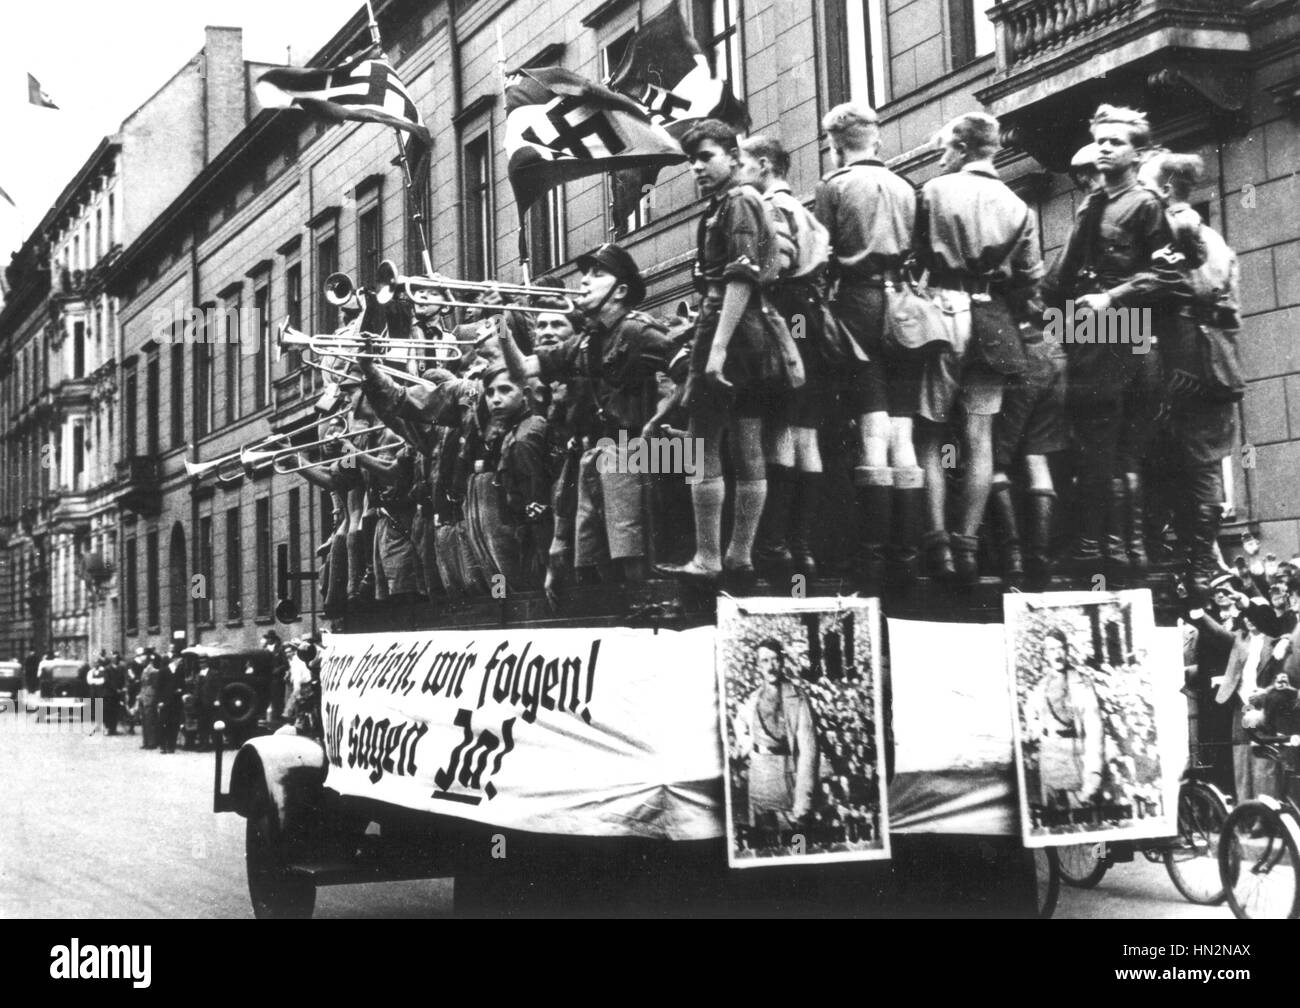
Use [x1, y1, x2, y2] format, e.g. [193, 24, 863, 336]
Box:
[717, 596, 888, 867]
[1005, 590, 1184, 847]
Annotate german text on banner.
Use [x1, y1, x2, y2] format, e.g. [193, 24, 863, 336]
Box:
[319, 626, 723, 839]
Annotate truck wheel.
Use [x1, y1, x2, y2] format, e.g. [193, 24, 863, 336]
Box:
[246, 789, 315, 919]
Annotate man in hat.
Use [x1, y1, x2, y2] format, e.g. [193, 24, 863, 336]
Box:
[913, 112, 1045, 586]
[499, 242, 676, 587]
[1024, 628, 1106, 814]
[733, 638, 819, 837]
[814, 103, 925, 591]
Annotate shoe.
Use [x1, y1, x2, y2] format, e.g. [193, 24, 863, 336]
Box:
[753, 543, 793, 582]
[1065, 537, 1104, 580]
[722, 562, 759, 595]
[922, 531, 956, 580]
[653, 561, 722, 589]
[951, 533, 980, 588]
[1023, 490, 1056, 590]
[988, 482, 1024, 589]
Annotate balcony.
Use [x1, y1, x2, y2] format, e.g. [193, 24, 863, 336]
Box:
[977, 0, 1252, 169]
[115, 455, 162, 516]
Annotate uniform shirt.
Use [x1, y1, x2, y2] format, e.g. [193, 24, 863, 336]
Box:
[535, 309, 674, 436]
[694, 184, 782, 290]
[1042, 177, 1170, 308]
[915, 162, 1044, 304]
[498, 412, 551, 524]
[767, 181, 830, 281]
[813, 157, 915, 276]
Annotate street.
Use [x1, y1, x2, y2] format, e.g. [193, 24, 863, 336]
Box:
[0, 705, 1232, 920]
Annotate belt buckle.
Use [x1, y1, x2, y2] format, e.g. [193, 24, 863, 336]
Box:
[971, 290, 992, 303]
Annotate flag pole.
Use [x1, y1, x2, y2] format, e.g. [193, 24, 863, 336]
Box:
[498, 24, 532, 287]
[364, 0, 434, 276]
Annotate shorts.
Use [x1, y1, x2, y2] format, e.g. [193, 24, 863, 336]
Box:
[575, 444, 650, 565]
[373, 509, 422, 597]
[994, 338, 1068, 469]
[832, 282, 923, 417]
[918, 290, 1004, 424]
[688, 295, 791, 425]
[769, 282, 830, 429]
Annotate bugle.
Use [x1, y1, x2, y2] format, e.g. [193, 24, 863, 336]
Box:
[324, 272, 363, 312]
[374, 259, 574, 314]
[183, 450, 247, 484]
[239, 421, 390, 473]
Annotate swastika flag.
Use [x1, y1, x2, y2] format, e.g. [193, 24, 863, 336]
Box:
[256, 48, 431, 146]
[504, 67, 685, 214]
[608, 2, 751, 137]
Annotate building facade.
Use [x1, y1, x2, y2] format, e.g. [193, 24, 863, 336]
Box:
[3, 0, 1299, 658]
[0, 26, 263, 663]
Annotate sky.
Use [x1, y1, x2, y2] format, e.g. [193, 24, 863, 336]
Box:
[0, 0, 365, 273]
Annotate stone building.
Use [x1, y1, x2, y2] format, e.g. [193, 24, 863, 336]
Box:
[0, 26, 265, 662]
[4, 0, 1300, 656]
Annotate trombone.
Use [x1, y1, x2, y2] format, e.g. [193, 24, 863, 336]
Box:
[183, 401, 354, 482]
[239, 421, 394, 475]
[281, 322, 457, 388]
[374, 259, 575, 314]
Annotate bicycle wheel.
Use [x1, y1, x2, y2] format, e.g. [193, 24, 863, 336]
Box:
[1034, 847, 1060, 919]
[1056, 842, 1108, 888]
[1164, 782, 1229, 906]
[1219, 799, 1300, 920]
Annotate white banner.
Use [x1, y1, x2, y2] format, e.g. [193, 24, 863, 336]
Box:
[319, 626, 723, 840]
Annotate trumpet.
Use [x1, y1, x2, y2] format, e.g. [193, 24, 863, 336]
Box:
[324, 272, 363, 312]
[279, 320, 472, 366]
[183, 452, 247, 483]
[240, 421, 393, 475]
[375, 260, 575, 314]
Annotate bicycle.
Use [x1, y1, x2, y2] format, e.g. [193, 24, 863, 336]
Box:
[1218, 729, 1300, 919]
[1052, 763, 1231, 906]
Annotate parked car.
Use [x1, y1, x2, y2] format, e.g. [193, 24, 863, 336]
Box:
[38, 659, 87, 700]
[180, 645, 274, 749]
[0, 660, 22, 708]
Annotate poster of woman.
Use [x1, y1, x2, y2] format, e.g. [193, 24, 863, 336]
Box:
[1005, 590, 1184, 847]
[717, 596, 888, 868]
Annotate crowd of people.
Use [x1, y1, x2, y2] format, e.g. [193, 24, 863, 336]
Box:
[289, 98, 1254, 618]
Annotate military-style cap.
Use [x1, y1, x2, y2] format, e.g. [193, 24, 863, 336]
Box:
[1070, 143, 1100, 169]
[576, 243, 646, 307]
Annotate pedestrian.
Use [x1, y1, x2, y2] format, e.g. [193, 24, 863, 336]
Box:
[158, 642, 184, 753]
[912, 111, 1044, 586]
[814, 102, 925, 590]
[137, 648, 160, 750]
[1040, 104, 1171, 580]
[658, 118, 796, 590]
[738, 134, 832, 580]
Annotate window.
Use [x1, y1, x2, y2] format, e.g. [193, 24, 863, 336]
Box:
[170, 342, 185, 447]
[358, 203, 382, 290]
[317, 234, 339, 333]
[255, 496, 272, 617]
[96, 208, 103, 258]
[225, 507, 242, 621]
[224, 294, 242, 423]
[125, 537, 138, 633]
[72, 422, 84, 490]
[951, 0, 997, 69]
[827, 0, 888, 109]
[285, 262, 303, 331]
[192, 311, 214, 439]
[253, 282, 270, 410]
[73, 321, 85, 379]
[464, 133, 493, 281]
[123, 368, 138, 458]
[195, 514, 213, 625]
[145, 356, 159, 455]
[603, 32, 652, 236]
[146, 529, 160, 629]
[693, 0, 745, 102]
[527, 187, 567, 276]
[287, 487, 302, 608]
[107, 194, 114, 249]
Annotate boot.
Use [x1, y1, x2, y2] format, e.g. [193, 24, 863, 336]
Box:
[788, 471, 822, 579]
[853, 466, 892, 593]
[1124, 471, 1149, 578]
[754, 464, 795, 580]
[922, 530, 955, 581]
[951, 532, 981, 589]
[1186, 502, 1222, 597]
[887, 466, 924, 591]
[1066, 477, 1107, 581]
[1023, 489, 1057, 590]
[1105, 477, 1130, 579]
[988, 480, 1024, 589]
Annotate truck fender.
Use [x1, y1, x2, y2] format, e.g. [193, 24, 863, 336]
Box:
[227, 733, 328, 827]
